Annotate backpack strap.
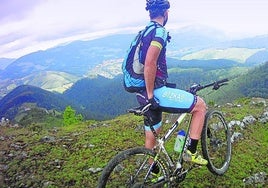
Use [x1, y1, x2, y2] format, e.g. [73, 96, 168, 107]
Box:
[140, 22, 159, 39]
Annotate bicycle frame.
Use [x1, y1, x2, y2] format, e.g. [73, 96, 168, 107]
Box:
[138, 79, 230, 180]
[151, 113, 191, 171]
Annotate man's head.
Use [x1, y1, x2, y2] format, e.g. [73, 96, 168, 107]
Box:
[145, 0, 170, 25]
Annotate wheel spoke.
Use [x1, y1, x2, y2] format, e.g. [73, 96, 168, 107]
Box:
[201, 111, 231, 175]
[98, 147, 170, 187]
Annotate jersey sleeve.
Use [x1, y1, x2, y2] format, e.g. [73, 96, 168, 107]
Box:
[150, 27, 168, 50]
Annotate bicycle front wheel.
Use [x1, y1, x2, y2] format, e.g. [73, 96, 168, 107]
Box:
[201, 110, 231, 175]
[98, 147, 170, 188]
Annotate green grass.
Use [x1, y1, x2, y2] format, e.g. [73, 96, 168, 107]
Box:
[0, 98, 267, 187]
[181, 48, 263, 63]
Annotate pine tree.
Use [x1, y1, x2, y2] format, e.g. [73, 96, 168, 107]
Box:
[63, 105, 83, 126]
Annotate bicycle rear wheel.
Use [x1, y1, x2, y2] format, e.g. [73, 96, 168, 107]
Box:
[201, 110, 231, 175]
[98, 147, 170, 188]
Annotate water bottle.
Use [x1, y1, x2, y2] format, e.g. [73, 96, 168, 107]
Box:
[174, 130, 186, 153]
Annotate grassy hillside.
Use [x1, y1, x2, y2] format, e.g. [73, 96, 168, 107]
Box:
[0, 85, 76, 121]
[0, 97, 267, 187]
[23, 71, 81, 93]
[181, 62, 268, 104]
[181, 48, 263, 63]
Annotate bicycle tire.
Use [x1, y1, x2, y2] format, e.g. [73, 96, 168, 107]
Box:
[98, 147, 170, 188]
[201, 110, 231, 175]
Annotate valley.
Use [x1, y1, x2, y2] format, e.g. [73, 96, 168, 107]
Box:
[0, 27, 267, 123]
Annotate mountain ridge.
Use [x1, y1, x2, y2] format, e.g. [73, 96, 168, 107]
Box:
[0, 85, 73, 121]
[0, 26, 267, 121]
[0, 28, 267, 98]
[0, 62, 267, 123]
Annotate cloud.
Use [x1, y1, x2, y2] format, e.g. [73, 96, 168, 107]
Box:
[0, 0, 149, 58]
[0, 0, 268, 58]
[171, 0, 268, 35]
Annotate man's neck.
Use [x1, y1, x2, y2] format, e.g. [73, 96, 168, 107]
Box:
[151, 17, 164, 26]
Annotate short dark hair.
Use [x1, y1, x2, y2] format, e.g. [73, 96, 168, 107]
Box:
[149, 8, 167, 19]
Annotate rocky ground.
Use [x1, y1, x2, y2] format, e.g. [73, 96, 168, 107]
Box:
[0, 97, 268, 187]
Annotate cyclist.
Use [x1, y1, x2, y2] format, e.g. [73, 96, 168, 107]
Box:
[132, 0, 208, 168]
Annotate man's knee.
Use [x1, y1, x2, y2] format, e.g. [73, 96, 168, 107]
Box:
[144, 110, 162, 126]
[192, 97, 207, 113]
[198, 97, 207, 109]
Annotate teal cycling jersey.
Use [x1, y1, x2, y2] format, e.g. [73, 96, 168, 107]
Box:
[140, 21, 169, 82]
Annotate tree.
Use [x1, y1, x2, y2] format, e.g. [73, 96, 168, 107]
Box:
[63, 105, 83, 126]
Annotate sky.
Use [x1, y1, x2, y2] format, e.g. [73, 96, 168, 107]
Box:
[0, 0, 267, 59]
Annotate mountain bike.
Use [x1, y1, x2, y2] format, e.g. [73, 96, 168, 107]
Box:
[98, 79, 231, 187]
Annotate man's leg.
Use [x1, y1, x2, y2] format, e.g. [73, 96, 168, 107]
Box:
[145, 127, 161, 149]
[145, 126, 162, 174]
[184, 96, 208, 165]
[153, 87, 207, 165]
[189, 96, 206, 141]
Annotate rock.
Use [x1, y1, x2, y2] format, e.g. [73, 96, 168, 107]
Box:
[250, 97, 267, 107]
[43, 181, 55, 187]
[39, 136, 56, 143]
[134, 125, 144, 132]
[83, 144, 95, 148]
[242, 115, 256, 125]
[88, 167, 103, 173]
[90, 123, 111, 128]
[0, 164, 8, 171]
[259, 111, 268, 124]
[10, 141, 28, 150]
[231, 132, 243, 143]
[243, 172, 267, 185]
[228, 120, 245, 130]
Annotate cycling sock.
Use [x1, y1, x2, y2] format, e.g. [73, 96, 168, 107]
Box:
[188, 139, 198, 153]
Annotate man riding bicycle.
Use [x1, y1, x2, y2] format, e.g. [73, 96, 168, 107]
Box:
[124, 0, 208, 173]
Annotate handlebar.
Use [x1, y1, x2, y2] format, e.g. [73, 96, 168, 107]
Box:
[188, 78, 229, 95]
[128, 78, 229, 115]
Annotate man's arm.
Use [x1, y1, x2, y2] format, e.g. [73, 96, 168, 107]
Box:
[144, 44, 161, 100]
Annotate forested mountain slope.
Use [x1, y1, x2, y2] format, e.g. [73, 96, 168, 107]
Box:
[238, 62, 268, 98]
[0, 62, 267, 122]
